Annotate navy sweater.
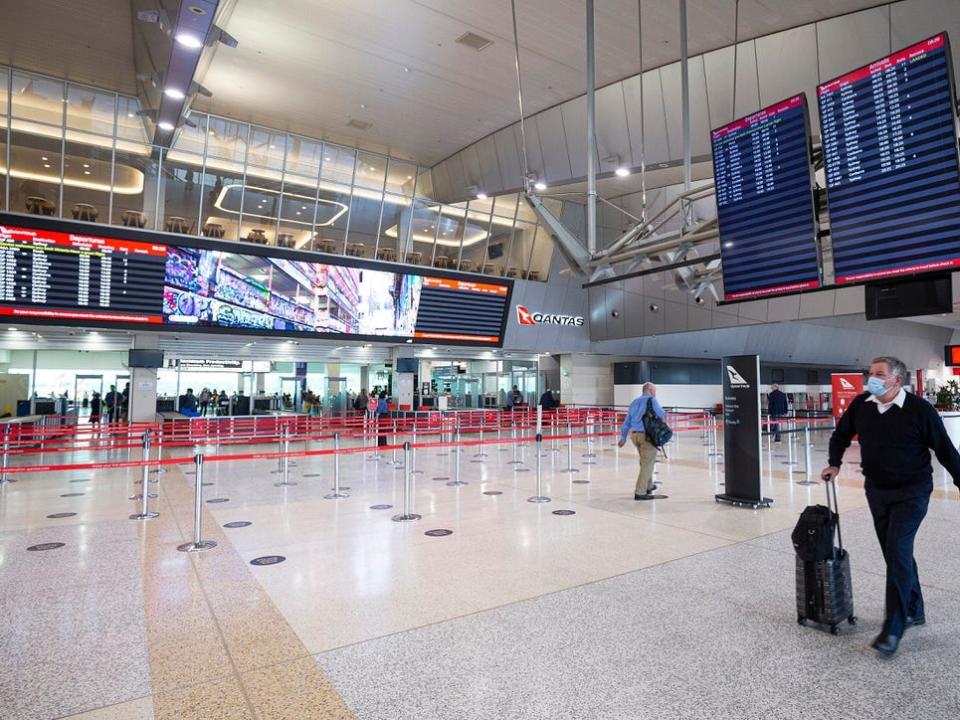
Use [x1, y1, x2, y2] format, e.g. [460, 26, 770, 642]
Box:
[828, 391, 960, 493]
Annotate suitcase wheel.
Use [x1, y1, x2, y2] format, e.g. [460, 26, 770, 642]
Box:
[830, 625, 840, 636]
[797, 616, 806, 626]
[847, 616, 858, 626]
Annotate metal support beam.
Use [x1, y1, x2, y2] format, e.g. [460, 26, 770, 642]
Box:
[586, 0, 597, 254]
[525, 193, 592, 275]
[679, 0, 692, 221]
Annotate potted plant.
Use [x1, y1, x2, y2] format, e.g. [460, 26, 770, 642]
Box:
[935, 379, 960, 411]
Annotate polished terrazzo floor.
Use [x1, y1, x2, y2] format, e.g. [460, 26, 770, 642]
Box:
[1, 423, 957, 719]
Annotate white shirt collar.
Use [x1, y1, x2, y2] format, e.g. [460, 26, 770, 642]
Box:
[867, 387, 906, 411]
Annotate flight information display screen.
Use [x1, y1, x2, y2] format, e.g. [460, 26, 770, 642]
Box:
[711, 94, 820, 300]
[0, 215, 512, 345]
[818, 33, 960, 283]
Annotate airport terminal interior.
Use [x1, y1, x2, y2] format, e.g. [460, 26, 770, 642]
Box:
[4, 1, 960, 718]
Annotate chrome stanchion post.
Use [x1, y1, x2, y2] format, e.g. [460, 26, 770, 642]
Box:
[274, 427, 297, 486]
[392, 442, 421, 522]
[561, 422, 579, 473]
[783, 421, 798, 466]
[411, 423, 423, 474]
[474, 421, 487, 458]
[527, 433, 550, 503]
[325, 432, 349, 498]
[389, 419, 400, 466]
[130, 431, 159, 520]
[149, 427, 165, 479]
[709, 418, 723, 459]
[447, 426, 467, 486]
[508, 425, 522, 465]
[0, 425, 12, 485]
[797, 423, 816, 484]
[178, 454, 217, 552]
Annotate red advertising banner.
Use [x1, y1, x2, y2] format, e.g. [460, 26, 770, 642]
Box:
[832, 373, 864, 420]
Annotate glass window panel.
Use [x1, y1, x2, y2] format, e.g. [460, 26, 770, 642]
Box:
[116, 95, 148, 146]
[461, 201, 493, 274]
[61, 134, 113, 224]
[435, 202, 468, 270]
[170, 111, 207, 157]
[9, 129, 63, 217]
[239, 173, 282, 246]
[379, 194, 421, 263]
[112, 144, 158, 230]
[205, 116, 248, 172]
[247, 126, 285, 174]
[353, 151, 386, 191]
[415, 167, 433, 199]
[0, 125, 6, 211]
[311, 182, 351, 253]
[284, 135, 322, 184]
[321, 144, 355, 185]
[0, 66, 8, 114]
[506, 221, 536, 279]
[65, 84, 115, 136]
[526, 223, 553, 282]
[515, 195, 538, 222]
[385, 158, 417, 196]
[483, 212, 514, 276]
[275, 183, 317, 251]
[344, 190, 382, 259]
[160, 147, 204, 235]
[492, 192, 518, 218]
[11, 71, 64, 127]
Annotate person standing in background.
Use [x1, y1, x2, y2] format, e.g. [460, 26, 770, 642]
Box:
[768, 383, 789, 443]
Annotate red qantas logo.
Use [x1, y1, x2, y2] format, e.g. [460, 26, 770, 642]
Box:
[515, 305, 584, 327]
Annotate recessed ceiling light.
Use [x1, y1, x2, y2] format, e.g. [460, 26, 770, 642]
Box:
[83, 163, 90, 168]
[615, 167, 630, 177]
[209, 130, 215, 135]
[325, 157, 331, 161]
[158, 121, 175, 131]
[723, 241, 734, 248]
[360, 103, 367, 109]
[83, 170, 91, 175]
[407, 175, 413, 180]
[43, 163, 51, 168]
[175, 32, 204, 49]
[405, 338, 413, 344]
[296, 211, 301, 215]
[127, 112, 135, 118]
[41, 156, 48, 161]
[476, 192, 488, 200]
[164, 87, 185, 100]
[534, 181, 547, 191]
[269, 144, 275, 149]
[403, 66, 410, 73]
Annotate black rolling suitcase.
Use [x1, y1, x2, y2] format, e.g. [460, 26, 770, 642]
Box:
[791, 477, 857, 635]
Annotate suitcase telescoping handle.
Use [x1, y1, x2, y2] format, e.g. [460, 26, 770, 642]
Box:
[821, 474, 844, 556]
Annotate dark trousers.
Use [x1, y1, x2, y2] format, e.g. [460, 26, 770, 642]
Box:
[865, 486, 930, 637]
[770, 414, 782, 442]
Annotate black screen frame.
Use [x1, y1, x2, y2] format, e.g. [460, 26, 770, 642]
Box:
[0, 211, 515, 347]
[711, 92, 821, 302]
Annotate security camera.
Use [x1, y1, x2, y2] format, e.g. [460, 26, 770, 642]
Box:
[611, 310, 620, 318]
[649, 304, 659, 312]
[695, 296, 704, 304]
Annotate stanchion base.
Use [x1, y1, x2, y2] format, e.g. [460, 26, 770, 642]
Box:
[527, 496, 551, 503]
[149, 468, 167, 475]
[796, 480, 817, 486]
[177, 540, 217, 553]
[560, 468, 580, 473]
[391, 513, 422, 522]
[473, 453, 489, 458]
[506, 460, 523, 465]
[432, 476, 450, 482]
[513, 467, 530, 472]
[582, 453, 597, 458]
[446, 480, 468, 486]
[0, 478, 16, 484]
[411, 469, 424, 475]
[572, 479, 590, 484]
[366, 456, 380, 462]
[714, 493, 773, 509]
[324, 491, 350, 499]
[129, 511, 159, 520]
[782, 461, 800, 466]
[634, 494, 668, 501]
[129, 493, 158, 500]
[273, 481, 299, 487]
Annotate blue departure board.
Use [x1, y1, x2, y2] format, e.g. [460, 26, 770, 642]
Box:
[818, 33, 960, 283]
[711, 94, 820, 300]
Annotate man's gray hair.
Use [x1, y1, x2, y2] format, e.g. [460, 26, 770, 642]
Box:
[642, 382, 656, 393]
[871, 356, 908, 381]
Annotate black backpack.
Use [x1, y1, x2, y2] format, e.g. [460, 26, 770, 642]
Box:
[642, 402, 673, 448]
[791, 505, 837, 562]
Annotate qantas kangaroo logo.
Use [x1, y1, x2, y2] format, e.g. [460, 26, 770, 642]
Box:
[516, 305, 584, 327]
[839, 377, 855, 390]
[726, 365, 749, 387]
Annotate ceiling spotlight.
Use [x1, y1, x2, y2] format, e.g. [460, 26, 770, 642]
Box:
[402, 66, 410, 73]
[41, 156, 48, 161]
[127, 112, 135, 118]
[164, 87, 186, 100]
[83, 170, 91, 175]
[615, 167, 631, 177]
[82, 163, 90, 168]
[534, 181, 547, 191]
[175, 32, 204, 49]
[360, 103, 367, 109]
[405, 338, 413, 343]
[43, 163, 51, 169]
[476, 192, 488, 200]
[158, 121, 175, 131]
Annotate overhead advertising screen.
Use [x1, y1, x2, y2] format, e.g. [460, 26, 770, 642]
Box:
[818, 33, 960, 283]
[711, 94, 820, 300]
[0, 215, 512, 346]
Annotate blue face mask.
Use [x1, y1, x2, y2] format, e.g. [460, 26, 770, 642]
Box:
[866, 376, 889, 396]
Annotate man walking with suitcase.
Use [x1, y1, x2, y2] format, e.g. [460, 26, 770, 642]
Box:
[618, 382, 666, 499]
[822, 356, 960, 656]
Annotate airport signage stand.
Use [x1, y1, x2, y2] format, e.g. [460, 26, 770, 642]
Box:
[715, 354, 772, 509]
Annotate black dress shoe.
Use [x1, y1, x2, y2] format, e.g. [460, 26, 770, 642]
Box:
[871, 633, 901, 656]
[634, 493, 652, 500]
[906, 614, 925, 627]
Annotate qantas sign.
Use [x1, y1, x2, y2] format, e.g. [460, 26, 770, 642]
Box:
[516, 305, 585, 327]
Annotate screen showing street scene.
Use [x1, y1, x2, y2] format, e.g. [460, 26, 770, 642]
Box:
[162, 247, 423, 337]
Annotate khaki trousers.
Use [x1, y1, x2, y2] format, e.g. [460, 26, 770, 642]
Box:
[630, 432, 658, 495]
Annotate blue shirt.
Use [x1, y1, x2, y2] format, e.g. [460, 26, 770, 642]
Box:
[620, 394, 666, 442]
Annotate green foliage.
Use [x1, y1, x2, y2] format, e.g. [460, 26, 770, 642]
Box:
[936, 379, 960, 410]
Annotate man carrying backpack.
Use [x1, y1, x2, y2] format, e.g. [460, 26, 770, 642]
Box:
[618, 382, 668, 499]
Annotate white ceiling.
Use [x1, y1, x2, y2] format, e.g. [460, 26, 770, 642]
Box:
[194, 0, 890, 164]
